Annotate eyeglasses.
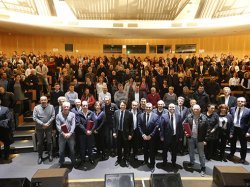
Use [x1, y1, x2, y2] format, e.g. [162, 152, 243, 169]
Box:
[82, 105, 88, 107]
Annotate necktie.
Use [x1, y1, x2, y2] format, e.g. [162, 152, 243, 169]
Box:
[236, 108, 241, 125]
[119, 111, 124, 130]
[179, 106, 182, 118]
[146, 113, 150, 127]
[170, 114, 173, 129]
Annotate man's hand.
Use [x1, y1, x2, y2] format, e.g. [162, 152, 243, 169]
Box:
[160, 137, 164, 141]
[230, 135, 233, 138]
[113, 133, 117, 138]
[147, 135, 151, 140]
[43, 123, 49, 129]
[94, 130, 98, 134]
[128, 135, 132, 140]
[142, 134, 147, 141]
[246, 133, 250, 138]
[86, 130, 92, 136]
[203, 141, 207, 145]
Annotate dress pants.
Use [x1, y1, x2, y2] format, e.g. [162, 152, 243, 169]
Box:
[117, 131, 129, 161]
[162, 135, 178, 164]
[230, 127, 247, 160]
[59, 134, 75, 164]
[36, 128, 52, 157]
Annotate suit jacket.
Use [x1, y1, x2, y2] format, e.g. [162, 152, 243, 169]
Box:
[160, 113, 183, 143]
[75, 110, 97, 134]
[50, 90, 64, 106]
[138, 112, 159, 137]
[230, 107, 250, 134]
[113, 109, 133, 140]
[219, 96, 237, 108]
[175, 105, 189, 122]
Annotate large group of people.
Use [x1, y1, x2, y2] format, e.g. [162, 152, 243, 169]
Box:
[0, 50, 250, 177]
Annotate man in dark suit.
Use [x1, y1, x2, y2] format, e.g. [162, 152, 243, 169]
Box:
[176, 96, 189, 154]
[138, 102, 160, 171]
[218, 87, 237, 108]
[50, 83, 64, 107]
[229, 97, 250, 164]
[128, 84, 146, 107]
[113, 101, 133, 167]
[160, 103, 183, 167]
[0, 101, 13, 160]
[129, 100, 142, 160]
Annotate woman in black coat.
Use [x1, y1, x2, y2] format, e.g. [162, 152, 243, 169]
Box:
[217, 104, 233, 162]
[204, 104, 219, 160]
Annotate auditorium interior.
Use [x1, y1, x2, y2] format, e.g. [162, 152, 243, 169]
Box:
[0, 0, 250, 186]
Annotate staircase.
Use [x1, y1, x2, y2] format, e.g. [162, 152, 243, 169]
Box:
[10, 115, 36, 153]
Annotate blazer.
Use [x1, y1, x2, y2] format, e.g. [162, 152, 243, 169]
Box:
[113, 109, 133, 140]
[175, 105, 189, 122]
[219, 96, 237, 108]
[138, 112, 159, 137]
[230, 107, 250, 134]
[160, 113, 183, 143]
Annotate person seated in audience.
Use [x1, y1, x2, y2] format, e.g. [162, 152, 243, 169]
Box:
[148, 77, 160, 92]
[98, 85, 111, 104]
[96, 76, 107, 98]
[147, 87, 161, 109]
[217, 104, 233, 162]
[81, 88, 96, 110]
[114, 83, 128, 107]
[229, 72, 240, 91]
[65, 83, 78, 107]
[124, 76, 136, 97]
[159, 79, 168, 99]
[205, 76, 220, 104]
[56, 101, 76, 168]
[83, 77, 95, 96]
[241, 72, 250, 90]
[50, 83, 64, 107]
[139, 76, 149, 96]
[193, 85, 210, 112]
[163, 86, 177, 108]
[72, 78, 85, 99]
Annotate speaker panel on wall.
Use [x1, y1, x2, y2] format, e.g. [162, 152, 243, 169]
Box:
[0, 178, 30, 187]
[65, 44, 73, 52]
[150, 173, 183, 187]
[105, 173, 135, 187]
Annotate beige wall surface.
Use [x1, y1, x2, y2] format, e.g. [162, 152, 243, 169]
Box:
[0, 32, 249, 58]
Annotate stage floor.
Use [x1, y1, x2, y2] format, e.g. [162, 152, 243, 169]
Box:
[0, 151, 249, 181]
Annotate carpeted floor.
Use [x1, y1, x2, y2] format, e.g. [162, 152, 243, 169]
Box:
[0, 151, 250, 181]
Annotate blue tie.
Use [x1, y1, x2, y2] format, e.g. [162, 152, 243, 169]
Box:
[236, 108, 241, 125]
[119, 111, 124, 130]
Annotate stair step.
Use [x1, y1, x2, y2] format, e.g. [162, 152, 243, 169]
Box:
[24, 116, 34, 122]
[10, 140, 34, 149]
[14, 130, 35, 138]
[17, 122, 36, 130]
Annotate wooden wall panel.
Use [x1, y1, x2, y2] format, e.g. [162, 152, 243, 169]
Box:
[1, 33, 250, 58]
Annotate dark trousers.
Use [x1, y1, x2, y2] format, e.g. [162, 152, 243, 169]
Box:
[117, 131, 129, 161]
[218, 130, 228, 159]
[205, 139, 217, 159]
[104, 126, 116, 153]
[230, 127, 247, 160]
[143, 138, 155, 165]
[162, 135, 178, 164]
[0, 129, 11, 159]
[129, 128, 139, 157]
[94, 129, 105, 154]
[36, 128, 52, 157]
[78, 134, 94, 160]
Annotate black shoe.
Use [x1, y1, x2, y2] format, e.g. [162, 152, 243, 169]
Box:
[172, 163, 177, 168]
[222, 158, 228, 162]
[49, 155, 53, 162]
[239, 159, 246, 164]
[124, 160, 129, 167]
[37, 157, 42, 165]
[187, 162, 194, 168]
[227, 154, 234, 160]
[115, 160, 120, 166]
[141, 161, 148, 165]
[162, 161, 168, 167]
